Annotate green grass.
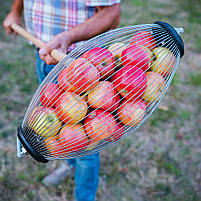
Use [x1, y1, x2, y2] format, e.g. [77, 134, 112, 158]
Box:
[153, 183, 172, 196]
[148, 109, 177, 128]
[178, 0, 201, 24]
[161, 161, 181, 176]
[171, 73, 183, 86]
[189, 73, 201, 86]
[176, 0, 201, 50]
[0, 128, 15, 139]
[131, 0, 146, 7]
[178, 109, 191, 121]
[0, 83, 12, 94]
[154, 151, 182, 177]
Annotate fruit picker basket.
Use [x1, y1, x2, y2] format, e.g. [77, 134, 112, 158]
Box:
[15, 21, 184, 163]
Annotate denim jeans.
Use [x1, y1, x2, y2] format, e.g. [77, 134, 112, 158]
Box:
[36, 51, 100, 201]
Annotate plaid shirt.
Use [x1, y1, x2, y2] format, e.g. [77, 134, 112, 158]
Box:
[24, 0, 120, 51]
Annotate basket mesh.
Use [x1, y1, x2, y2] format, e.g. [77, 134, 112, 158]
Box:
[20, 23, 182, 160]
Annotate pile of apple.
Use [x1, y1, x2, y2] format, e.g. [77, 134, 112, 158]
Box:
[28, 31, 176, 157]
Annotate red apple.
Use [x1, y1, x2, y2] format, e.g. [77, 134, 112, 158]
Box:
[58, 123, 89, 153]
[44, 137, 68, 157]
[84, 109, 118, 143]
[40, 83, 64, 108]
[81, 47, 115, 79]
[117, 99, 146, 127]
[112, 65, 147, 100]
[106, 123, 125, 142]
[87, 81, 120, 112]
[129, 31, 157, 50]
[58, 58, 100, 94]
[55, 92, 88, 124]
[57, 68, 79, 92]
[121, 44, 153, 72]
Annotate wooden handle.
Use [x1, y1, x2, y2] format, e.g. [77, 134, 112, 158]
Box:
[11, 23, 66, 61]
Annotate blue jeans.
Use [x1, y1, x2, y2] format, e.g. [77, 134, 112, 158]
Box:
[36, 51, 100, 201]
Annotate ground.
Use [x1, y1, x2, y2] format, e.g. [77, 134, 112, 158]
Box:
[0, 0, 201, 201]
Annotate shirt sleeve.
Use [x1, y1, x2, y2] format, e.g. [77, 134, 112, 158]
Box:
[86, 0, 121, 7]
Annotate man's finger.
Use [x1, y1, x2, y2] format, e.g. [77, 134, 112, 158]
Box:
[60, 43, 68, 54]
[39, 48, 58, 64]
[42, 38, 61, 55]
[13, 31, 19, 37]
[3, 20, 11, 34]
[39, 54, 46, 61]
[39, 48, 48, 56]
[5, 27, 13, 35]
[3, 21, 13, 34]
[45, 55, 58, 65]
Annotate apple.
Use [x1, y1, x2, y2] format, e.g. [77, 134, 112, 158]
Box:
[81, 92, 88, 102]
[106, 123, 125, 142]
[44, 137, 68, 157]
[87, 81, 120, 112]
[117, 99, 146, 127]
[112, 65, 147, 100]
[58, 58, 100, 94]
[58, 123, 89, 153]
[81, 47, 115, 79]
[108, 42, 127, 68]
[57, 69, 79, 92]
[143, 71, 165, 102]
[121, 44, 153, 72]
[55, 92, 88, 124]
[62, 57, 75, 67]
[151, 47, 176, 77]
[129, 31, 157, 50]
[40, 83, 64, 108]
[28, 106, 62, 138]
[84, 109, 118, 143]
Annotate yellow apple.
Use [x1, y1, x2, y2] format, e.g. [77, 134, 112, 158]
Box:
[28, 106, 62, 138]
[143, 71, 165, 102]
[151, 47, 176, 77]
[108, 42, 127, 67]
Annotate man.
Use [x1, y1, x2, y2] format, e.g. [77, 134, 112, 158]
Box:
[3, 0, 120, 201]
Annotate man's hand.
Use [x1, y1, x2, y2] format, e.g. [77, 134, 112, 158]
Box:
[39, 4, 120, 65]
[3, 0, 23, 35]
[39, 31, 72, 65]
[3, 11, 22, 35]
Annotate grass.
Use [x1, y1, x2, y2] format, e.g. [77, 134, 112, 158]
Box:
[131, 0, 146, 7]
[189, 73, 201, 86]
[0, 0, 201, 200]
[149, 109, 177, 125]
[178, 0, 201, 24]
[155, 152, 182, 177]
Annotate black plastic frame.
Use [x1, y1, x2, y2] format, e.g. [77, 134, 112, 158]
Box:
[154, 21, 184, 58]
[18, 125, 49, 163]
